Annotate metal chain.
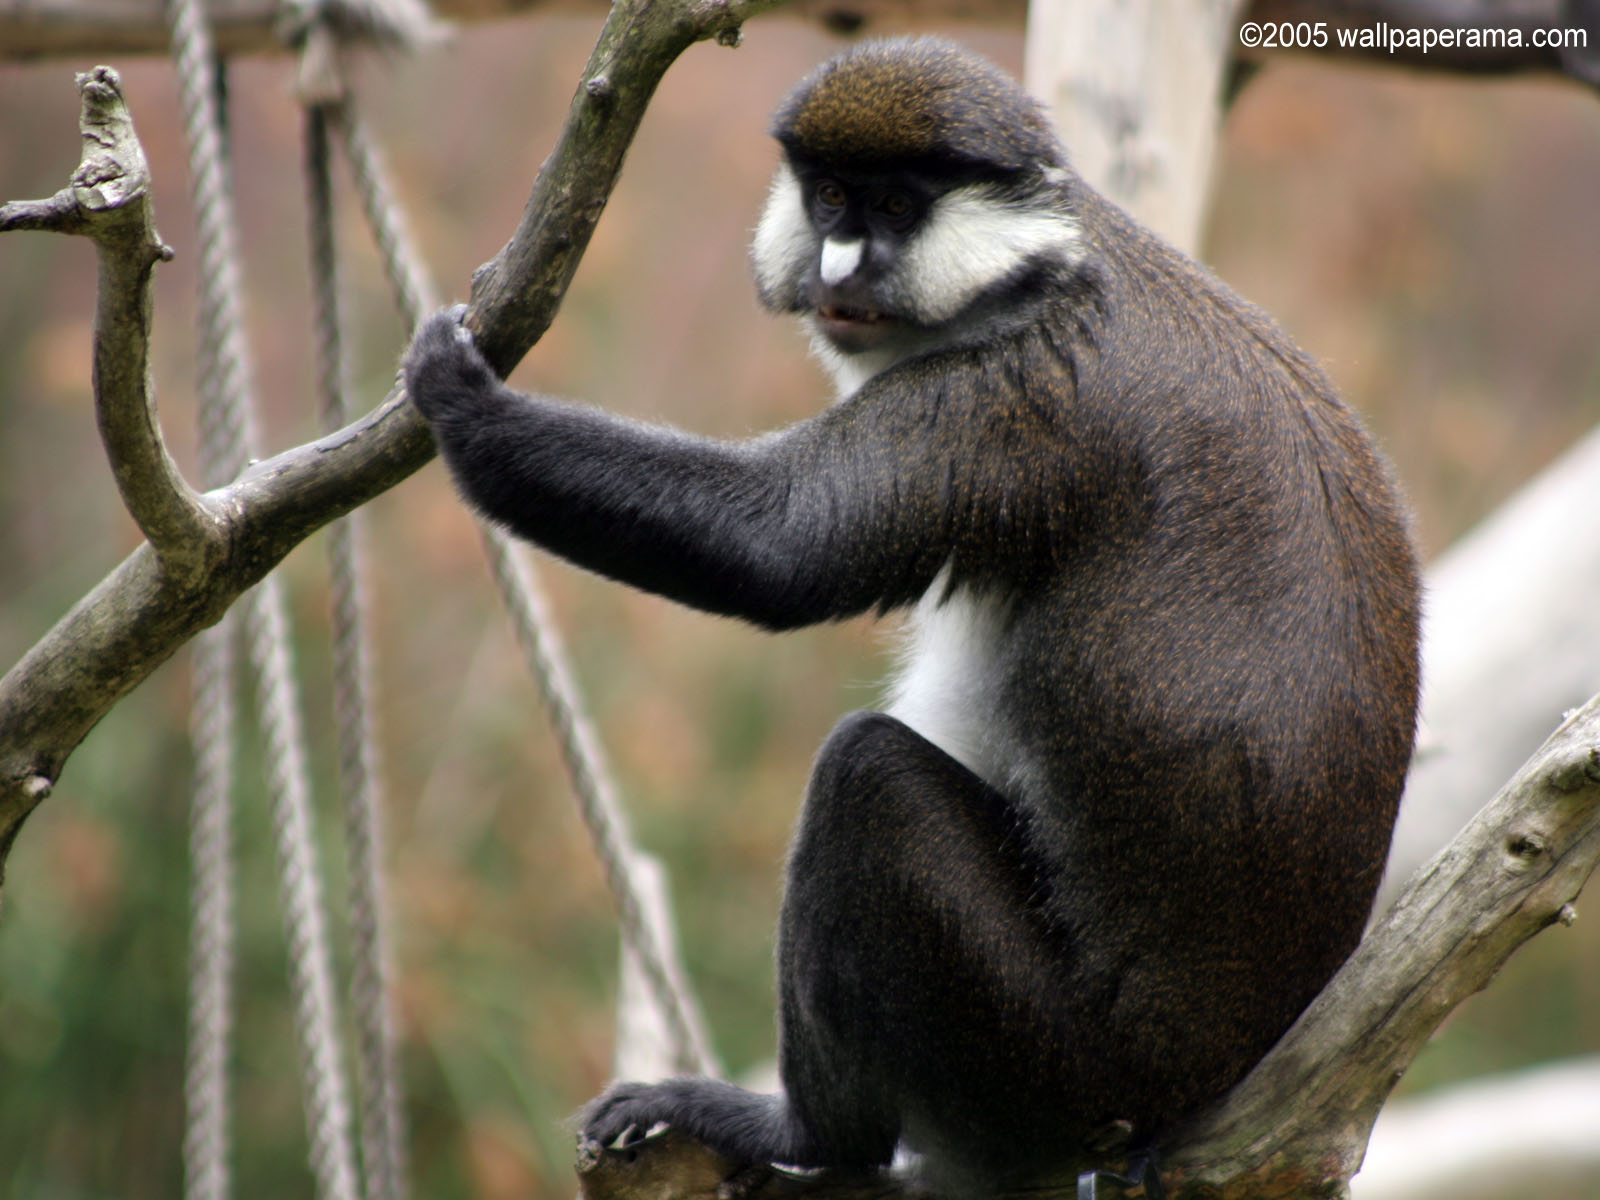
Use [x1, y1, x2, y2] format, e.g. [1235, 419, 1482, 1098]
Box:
[304, 103, 409, 1200]
[328, 99, 717, 1076]
[166, 2, 361, 1196]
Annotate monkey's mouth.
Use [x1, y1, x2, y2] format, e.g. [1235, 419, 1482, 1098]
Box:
[819, 304, 886, 325]
[816, 304, 898, 350]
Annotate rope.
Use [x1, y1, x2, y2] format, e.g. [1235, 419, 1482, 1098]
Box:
[326, 104, 435, 333]
[326, 100, 718, 1076]
[174, 19, 717, 1200]
[305, 103, 409, 1200]
[166, 3, 362, 1196]
[172, 6, 251, 1193]
[168, 21, 254, 478]
[482, 534, 718, 1076]
[183, 620, 236, 1200]
[241, 579, 363, 1200]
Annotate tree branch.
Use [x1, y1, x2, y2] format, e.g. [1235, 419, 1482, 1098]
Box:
[0, 68, 217, 567]
[0, 0, 1027, 60]
[574, 692, 1600, 1199]
[1164, 691, 1600, 1191]
[3, 0, 1596, 96]
[0, 0, 786, 889]
[71, 67, 224, 570]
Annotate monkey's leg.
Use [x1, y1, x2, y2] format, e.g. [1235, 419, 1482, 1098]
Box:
[778, 710, 1081, 1177]
[584, 710, 1072, 1177]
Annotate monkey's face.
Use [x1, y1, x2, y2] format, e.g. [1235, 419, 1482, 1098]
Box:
[751, 38, 1082, 369]
[751, 159, 1081, 358]
[761, 160, 942, 353]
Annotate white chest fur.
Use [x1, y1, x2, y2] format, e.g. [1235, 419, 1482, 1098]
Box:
[883, 567, 1011, 792]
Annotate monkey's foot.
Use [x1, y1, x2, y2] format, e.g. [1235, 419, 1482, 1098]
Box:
[582, 1080, 688, 1151]
[582, 1077, 800, 1168]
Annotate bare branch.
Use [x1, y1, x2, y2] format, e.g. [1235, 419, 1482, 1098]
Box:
[78, 68, 225, 570]
[2, 69, 220, 566]
[0, 0, 1026, 61]
[1161, 690, 1600, 1191]
[0, 0, 789, 889]
[463, 0, 788, 368]
[0, 189, 89, 234]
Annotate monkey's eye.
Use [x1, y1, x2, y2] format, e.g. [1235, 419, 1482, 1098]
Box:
[876, 192, 912, 218]
[873, 190, 918, 231]
[815, 180, 847, 210]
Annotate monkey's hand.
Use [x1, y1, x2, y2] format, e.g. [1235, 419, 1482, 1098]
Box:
[402, 305, 499, 430]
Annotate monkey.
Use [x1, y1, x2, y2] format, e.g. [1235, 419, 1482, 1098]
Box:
[402, 35, 1421, 1194]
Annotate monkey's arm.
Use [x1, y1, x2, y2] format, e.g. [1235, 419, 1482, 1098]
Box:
[403, 312, 965, 629]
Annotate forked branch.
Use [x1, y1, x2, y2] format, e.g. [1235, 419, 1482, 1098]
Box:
[0, 67, 220, 570]
[0, 0, 786, 886]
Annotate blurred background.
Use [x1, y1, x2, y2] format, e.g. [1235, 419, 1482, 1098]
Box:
[1, 15, 1598, 1199]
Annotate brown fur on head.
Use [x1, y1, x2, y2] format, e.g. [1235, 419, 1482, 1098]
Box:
[772, 37, 1064, 176]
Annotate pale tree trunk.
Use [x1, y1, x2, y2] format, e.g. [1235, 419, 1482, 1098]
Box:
[1023, 0, 1244, 254]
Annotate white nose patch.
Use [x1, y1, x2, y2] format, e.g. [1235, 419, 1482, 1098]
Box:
[819, 237, 865, 286]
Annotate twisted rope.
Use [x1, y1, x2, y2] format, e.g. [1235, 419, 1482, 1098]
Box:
[327, 104, 434, 334]
[168, 12, 255, 480]
[328, 100, 717, 1076]
[241, 579, 363, 1200]
[166, 4, 361, 1197]
[171, 8, 252, 1196]
[184, 620, 236, 1200]
[481, 536, 719, 1076]
[305, 103, 409, 1200]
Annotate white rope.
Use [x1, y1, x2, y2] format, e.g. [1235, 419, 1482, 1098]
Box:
[166, 2, 362, 1195]
[171, 0, 254, 1191]
[184, 619, 237, 1200]
[241, 579, 363, 1200]
[304, 103, 409, 1200]
[329, 99, 718, 1076]
[174, 23, 718, 1199]
[482, 532, 719, 1076]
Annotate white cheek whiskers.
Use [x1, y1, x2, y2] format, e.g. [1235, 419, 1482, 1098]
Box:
[900, 185, 1082, 322]
[751, 163, 814, 306]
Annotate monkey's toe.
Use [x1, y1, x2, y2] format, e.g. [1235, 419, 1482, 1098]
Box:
[581, 1082, 676, 1150]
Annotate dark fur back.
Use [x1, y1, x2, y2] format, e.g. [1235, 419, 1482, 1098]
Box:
[875, 181, 1422, 1130]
